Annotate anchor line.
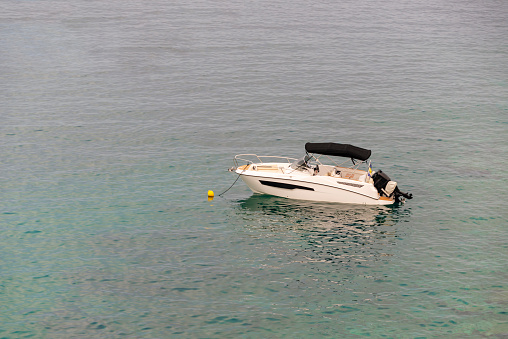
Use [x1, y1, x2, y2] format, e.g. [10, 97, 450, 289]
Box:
[217, 165, 248, 197]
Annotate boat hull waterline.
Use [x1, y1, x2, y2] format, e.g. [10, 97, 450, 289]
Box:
[235, 164, 394, 205]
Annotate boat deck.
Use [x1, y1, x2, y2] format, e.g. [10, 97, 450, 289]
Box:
[238, 163, 369, 182]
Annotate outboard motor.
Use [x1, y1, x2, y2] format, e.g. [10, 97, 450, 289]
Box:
[372, 170, 413, 202]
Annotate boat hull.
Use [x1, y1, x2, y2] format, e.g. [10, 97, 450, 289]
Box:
[238, 170, 394, 205]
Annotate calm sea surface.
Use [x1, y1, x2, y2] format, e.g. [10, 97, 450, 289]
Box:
[1, 0, 507, 337]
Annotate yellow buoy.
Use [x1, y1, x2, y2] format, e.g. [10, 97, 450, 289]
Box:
[207, 190, 214, 198]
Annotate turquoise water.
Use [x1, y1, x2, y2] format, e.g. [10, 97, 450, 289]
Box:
[1, 0, 507, 337]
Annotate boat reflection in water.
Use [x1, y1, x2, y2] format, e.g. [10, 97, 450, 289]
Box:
[235, 194, 412, 273]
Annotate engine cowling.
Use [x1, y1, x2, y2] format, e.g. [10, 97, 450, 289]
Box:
[372, 170, 392, 196]
[382, 181, 397, 196]
[372, 170, 413, 202]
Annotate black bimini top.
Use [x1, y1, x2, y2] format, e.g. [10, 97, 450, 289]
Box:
[305, 142, 371, 161]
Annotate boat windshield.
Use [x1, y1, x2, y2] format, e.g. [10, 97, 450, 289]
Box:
[290, 155, 312, 170]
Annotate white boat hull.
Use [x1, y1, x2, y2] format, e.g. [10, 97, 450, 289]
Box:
[236, 165, 394, 205]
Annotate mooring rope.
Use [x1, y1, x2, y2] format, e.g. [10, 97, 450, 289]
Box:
[217, 165, 248, 197]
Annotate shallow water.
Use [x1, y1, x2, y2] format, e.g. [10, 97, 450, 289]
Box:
[1, 0, 507, 337]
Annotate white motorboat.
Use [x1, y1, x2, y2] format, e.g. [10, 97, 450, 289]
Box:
[230, 142, 413, 205]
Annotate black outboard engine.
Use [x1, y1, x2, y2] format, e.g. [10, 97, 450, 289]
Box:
[372, 170, 391, 195]
[372, 170, 413, 202]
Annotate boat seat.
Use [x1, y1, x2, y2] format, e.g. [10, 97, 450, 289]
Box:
[358, 174, 374, 183]
[253, 165, 282, 173]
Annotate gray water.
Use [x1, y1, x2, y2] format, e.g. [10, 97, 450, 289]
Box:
[1, 0, 507, 337]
